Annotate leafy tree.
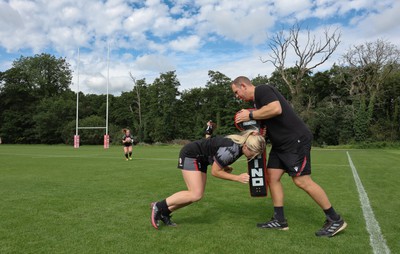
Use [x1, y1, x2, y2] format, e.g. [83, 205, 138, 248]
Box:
[33, 92, 76, 144]
[178, 87, 208, 140]
[145, 71, 180, 142]
[204, 71, 250, 136]
[129, 77, 148, 142]
[0, 53, 72, 143]
[341, 39, 400, 138]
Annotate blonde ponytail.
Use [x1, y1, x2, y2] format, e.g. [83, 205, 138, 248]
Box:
[227, 129, 266, 158]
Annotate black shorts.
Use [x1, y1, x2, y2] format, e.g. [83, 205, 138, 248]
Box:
[124, 143, 132, 147]
[177, 145, 209, 173]
[267, 139, 311, 177]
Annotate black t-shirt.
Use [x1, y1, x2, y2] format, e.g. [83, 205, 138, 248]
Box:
[122, 134, 134, 145]
[205, 125, 213, 135]
[181, 136, 243, 168]
[254, 84, 312, 152]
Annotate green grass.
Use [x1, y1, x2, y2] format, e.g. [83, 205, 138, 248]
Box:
[0, 145, 399, 253]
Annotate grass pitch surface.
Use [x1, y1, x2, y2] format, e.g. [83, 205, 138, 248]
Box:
[0, 145, 399, 254]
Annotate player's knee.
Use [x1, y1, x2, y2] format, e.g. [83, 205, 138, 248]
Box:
[292, 176, 310, 189]
[190, 192, 204, 202]
[267, 173, 280, 184]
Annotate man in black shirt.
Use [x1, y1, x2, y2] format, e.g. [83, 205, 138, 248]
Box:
[232, 76, 347, 237]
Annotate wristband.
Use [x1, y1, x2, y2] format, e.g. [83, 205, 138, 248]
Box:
[249, 111, 254, 120]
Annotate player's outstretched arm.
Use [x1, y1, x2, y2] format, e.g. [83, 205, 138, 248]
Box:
[211, 162, 249, 184]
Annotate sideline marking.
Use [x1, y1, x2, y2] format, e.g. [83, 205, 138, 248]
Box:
[346, 151, 390, 254]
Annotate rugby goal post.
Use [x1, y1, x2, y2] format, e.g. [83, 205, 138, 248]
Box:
[74, 46, 110, 149]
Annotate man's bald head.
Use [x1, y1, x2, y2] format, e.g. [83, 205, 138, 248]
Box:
[232, 76, 252, 87]
[231, 76, 255, 102]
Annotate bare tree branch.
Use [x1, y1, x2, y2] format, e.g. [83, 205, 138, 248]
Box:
[129, 72, 142, 137]
[262, 23, 341, 109]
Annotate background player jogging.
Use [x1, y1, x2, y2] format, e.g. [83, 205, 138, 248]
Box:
[232, 76, 347, 237]
[122, 129, 134, 161]
[151, 129, 266, 229]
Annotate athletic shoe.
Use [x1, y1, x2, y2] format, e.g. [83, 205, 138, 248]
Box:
[257, 217, 289, 230]
[126, 158, 129, 161]
[161, 214, 177, 227]
[151, 202, 161, 229]
[315, 216, 347, 237]
[129, 157, 133, 160]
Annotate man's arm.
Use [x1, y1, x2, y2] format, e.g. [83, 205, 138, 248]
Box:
[235, 101, 282, 123]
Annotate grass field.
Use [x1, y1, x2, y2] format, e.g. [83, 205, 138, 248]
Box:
[0, 144, 399, 254]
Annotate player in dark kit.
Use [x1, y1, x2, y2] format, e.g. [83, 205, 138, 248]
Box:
[232, 76, 347, 237]
[205, 120, 216, 138]
[122, 129, 134, 161]
[151, 129, 266, 229]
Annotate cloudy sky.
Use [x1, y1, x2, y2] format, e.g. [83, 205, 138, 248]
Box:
[0, 0, 399, 94]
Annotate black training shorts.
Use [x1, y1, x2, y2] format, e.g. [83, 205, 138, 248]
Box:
[267, 138, 311, 177]
[177, 146, 209, 173]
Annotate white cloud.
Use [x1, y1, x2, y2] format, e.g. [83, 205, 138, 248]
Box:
[0, 2, 24, 31]
[169, 35, 201, 52]
[352, 1, 400, 37]
[133, 54, 176, 72]
[274, 0, 312, 17]
[196, 1, 275, 44]
[0, 0, 399, 95]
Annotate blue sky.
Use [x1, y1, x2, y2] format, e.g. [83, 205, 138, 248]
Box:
[0, 0, 399, 94]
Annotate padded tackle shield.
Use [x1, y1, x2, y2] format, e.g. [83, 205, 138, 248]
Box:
[234, 109, 268, 197]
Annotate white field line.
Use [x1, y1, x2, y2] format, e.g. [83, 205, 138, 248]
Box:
[346, 151, 390, 254]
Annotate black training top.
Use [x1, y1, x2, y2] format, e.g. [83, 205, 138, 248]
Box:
[122, 134, 134, 145]
[181, 136, 243, 168]
[205, 125, 213, 135]
[254, 84, 312, 152]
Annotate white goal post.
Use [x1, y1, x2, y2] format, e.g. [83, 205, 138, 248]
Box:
[74, 46, 110, 149]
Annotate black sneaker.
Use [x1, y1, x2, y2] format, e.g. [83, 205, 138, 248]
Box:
[315, 216, 347, 237]
[151, 202, 161, 229]
[257, 217, 289, 230]
[161, 214, 177, 227]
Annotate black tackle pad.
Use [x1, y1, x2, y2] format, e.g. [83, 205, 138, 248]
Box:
[247, 150, 268, 197]
[235, 109, 268, 197]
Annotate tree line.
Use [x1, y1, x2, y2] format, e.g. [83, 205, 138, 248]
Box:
[0, 40, 399, 146]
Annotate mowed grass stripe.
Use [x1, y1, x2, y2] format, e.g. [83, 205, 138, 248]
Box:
[0, 145, 397, 253]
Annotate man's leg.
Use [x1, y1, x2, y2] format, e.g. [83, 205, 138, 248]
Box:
[292, 175, 347, 237]
[257, 168, 288, 230]
[292, 175, 331, 210]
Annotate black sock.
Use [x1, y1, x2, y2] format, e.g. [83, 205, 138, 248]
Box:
[324, 207, 340, 221]
[129, 152, 132, 157]
[125, 153, 128, 159]
[156, 199, 171, 216]
[274, 206, 285, 222]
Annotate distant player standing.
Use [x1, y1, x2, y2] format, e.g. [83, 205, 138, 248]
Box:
[151, 129, 266, 229]
[122, 129, 134, 161]
[232, 76, 347, 237]
[205, 120, 216, 138]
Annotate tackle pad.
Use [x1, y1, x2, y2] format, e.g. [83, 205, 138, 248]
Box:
[234, 109, 268, 197]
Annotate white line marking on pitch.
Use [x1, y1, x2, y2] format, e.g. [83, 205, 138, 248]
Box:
[346, 151, 391, 254]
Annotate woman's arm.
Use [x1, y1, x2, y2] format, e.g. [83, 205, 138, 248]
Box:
[210, 162, 249, 184]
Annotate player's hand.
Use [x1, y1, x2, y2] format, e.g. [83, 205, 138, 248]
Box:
[237, 173, 250, 184]
[235, 109, 250, 123]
